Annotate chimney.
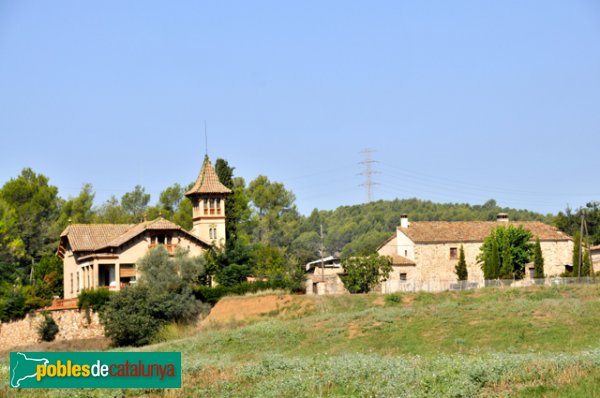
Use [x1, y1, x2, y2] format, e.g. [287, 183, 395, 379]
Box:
[497, 213, 509, 223]
[400, 214, 409, 228]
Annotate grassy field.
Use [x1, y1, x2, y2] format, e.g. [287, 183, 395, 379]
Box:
[2, 284, 600, 397]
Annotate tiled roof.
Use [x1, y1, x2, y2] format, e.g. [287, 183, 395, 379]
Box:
[398, 221, 571, 243]
[186, 155, 232, 196]
[389, 254, 416, 265]
[591, 244, 600, 252]
[60, 224, 134, 252]
[60, 217, 210, 252]
[105, 218, 188, 247]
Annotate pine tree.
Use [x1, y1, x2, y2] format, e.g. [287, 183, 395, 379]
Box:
[533, 237, 544, 279]
[455, 245, 468, 281]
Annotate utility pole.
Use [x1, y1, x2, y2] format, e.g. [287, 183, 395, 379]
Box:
[578, 213, 584, 280]
[359, 148, 378, 203]
[320, 223, 325, 294]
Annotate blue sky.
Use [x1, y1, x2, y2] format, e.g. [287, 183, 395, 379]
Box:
[0, 1, 599, 215]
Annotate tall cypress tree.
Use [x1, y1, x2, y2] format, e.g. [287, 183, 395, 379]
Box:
[572, 231, 581, 276]
[455, 245, 468, 281]
[533, 237, 544, 279]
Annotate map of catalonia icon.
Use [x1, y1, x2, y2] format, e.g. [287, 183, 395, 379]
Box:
[10, 352, 49, 388]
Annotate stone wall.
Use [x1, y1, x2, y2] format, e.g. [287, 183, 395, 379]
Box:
[0, 309, 103, 351]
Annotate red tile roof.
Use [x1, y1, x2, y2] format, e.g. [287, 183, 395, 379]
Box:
[186, 155, 232, 196]
[398, 221, 571, 243]
[60, 217, 210, 253]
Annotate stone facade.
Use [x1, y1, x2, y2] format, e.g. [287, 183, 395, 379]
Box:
[377, 216, 573, 293]
[305, 267, 347, 295]
[0, 309, 103, 352]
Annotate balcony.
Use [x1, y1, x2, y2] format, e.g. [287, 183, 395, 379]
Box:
[148, 243, 178, 253]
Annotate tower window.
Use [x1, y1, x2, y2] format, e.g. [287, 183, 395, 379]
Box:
[204, 199, 208, 215]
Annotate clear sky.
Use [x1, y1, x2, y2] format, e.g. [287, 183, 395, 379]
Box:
[0, 1, 599, 215]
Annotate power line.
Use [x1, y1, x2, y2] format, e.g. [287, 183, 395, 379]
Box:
[359, 148, 379, 203]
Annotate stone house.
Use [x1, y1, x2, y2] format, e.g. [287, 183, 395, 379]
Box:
[304, 256, 347, 295]
[58, 155, 230, 299]
[591, 245, 600, 271]
[377, 214, 573, 292]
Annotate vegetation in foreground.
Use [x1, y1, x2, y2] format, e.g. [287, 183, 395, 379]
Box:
[2, 284, 600, 397]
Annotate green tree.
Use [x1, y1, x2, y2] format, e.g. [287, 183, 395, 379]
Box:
[96, 196, 127, 223]
[121, 185, 150, 222]
[158, 183, 184, 214]
[216, 264, 251, 287]
[54, 184, 95, 231]
[478, 225, 533, 280]
[100, 285, 161, 347]
[31, 255, 64, 301]
[101, 246, 203, 346]
[0, 168, 60, 265]
[533, 238, 544, 278]
[0, 198, 25, 262]
[455, 245, 468, 281]
[570, 231, 592, 277]
[340, 254, 392, 294]
[215, 160, 251, 250]
[248, 244, 287, 279]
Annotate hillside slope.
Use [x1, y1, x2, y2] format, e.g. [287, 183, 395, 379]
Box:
[3, 285, 600, 397]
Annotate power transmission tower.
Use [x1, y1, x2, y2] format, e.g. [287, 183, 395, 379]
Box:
[359, 148, 378, 203]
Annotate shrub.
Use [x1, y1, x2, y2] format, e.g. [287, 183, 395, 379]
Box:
[193, 279, 304, 305]
[385, 293, 402, 305]
[77, 288, 112, 313]
[37, 311, 59, 342]
[340, 254, 393, 294]
[100, 285, 161, 347]
[216, 264, 251, 287]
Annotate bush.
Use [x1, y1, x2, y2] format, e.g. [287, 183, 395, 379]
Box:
[100, 285, 161, 347]
[77, 288, 112, 313]
[216, 264, 251, 287]
[101, 284, 201, 347]
[37, 311, 59, 342]
[193, 279, 304, 305]
[385, 293, 402, 305]
[340, 254, 393, 294]
[0, 286, 29, 322]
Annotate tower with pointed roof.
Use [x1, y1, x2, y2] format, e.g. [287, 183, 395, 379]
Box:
[185, 155, 232, 247]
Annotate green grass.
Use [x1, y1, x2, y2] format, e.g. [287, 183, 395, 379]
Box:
[3, 284, 600, 397]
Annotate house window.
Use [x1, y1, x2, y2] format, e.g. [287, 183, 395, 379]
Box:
[404, 250, 408, 257]
[70, 273, 73, 294]
[400, 273, 407, 281]
[76, 272, 80, 292]
[450, 247, 458, 259]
